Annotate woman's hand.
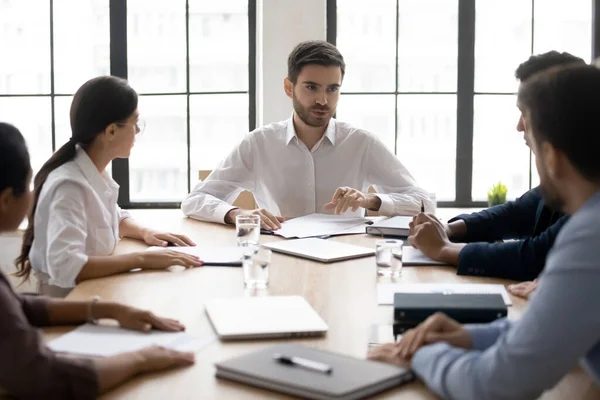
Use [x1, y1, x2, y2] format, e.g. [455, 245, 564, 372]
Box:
[142, 229, 196, 247]
[113, 305, 186, 333]
[138, 250, 203, 270]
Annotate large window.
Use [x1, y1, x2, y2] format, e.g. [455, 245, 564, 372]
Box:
[331, 0, 595, 206]
[0, 0, 255, 207]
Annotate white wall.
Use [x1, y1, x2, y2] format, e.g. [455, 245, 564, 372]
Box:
[256, 0, 327, 126]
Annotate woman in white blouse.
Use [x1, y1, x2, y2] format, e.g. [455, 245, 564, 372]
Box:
[15, 76, 202, 297]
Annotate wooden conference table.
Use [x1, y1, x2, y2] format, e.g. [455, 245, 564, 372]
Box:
[43, 210, 599, 400]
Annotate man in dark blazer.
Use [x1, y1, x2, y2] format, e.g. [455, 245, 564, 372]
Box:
[409, 51, 584, 284]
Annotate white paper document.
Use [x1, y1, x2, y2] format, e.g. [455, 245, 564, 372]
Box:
[402, 246, 450, 266]
[48, 324, 217, 357]
[377, 283, 512, 306]
[273, 213, 380, 239]
[147, 246, 247, 266]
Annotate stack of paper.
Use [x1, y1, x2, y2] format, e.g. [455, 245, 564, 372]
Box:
[48, 324, 216, 357]
[273, 213, 378, 239]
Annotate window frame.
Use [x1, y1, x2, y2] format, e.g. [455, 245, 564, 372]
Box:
[110, 0, 256, 208]
[327, 0, 600, 207]
[0, 0, 256, 209]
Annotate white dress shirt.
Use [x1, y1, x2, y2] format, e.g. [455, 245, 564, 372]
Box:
[182, 115, 433, 223]
[29, 145, 130, 290]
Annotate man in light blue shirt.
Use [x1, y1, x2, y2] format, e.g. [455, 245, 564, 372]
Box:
[368, 64, 600, 399]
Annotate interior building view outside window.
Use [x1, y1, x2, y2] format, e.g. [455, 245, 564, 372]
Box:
[0, 0, 592, 207]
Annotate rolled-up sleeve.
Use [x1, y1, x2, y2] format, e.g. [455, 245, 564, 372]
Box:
[117, 205, 131, 223]
[365, 133, 434, 216]
[0, 276, 98, 399]
[45, 182, 90, 288]
[182, 135, 256, 224]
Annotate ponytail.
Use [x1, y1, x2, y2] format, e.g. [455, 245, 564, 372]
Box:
[14, 140, 77, 281]
[14, 75, 138, 282]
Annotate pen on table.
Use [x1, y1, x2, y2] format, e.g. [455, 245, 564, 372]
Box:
[420, 199, 425, 213]
[273, 353, 333, 374]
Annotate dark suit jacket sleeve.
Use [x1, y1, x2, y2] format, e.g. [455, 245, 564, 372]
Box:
[449, 189, 542, 242]
[456, 215, 569, 281]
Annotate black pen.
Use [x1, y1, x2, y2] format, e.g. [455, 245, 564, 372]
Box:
[273, 353, 333, 374]
[421, 199, 425, 213]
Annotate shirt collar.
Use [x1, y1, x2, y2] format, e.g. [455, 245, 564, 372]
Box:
[285, 112, 337, 147]
[74, 145, 119, 196]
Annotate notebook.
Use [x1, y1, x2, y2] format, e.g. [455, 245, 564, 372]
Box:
[47, 324, 216, 357]
[366, 216, 413, 237]
[262, 238, 374, 263]
[205, 296, 328, 340]
[377, 282, 512, 306]
[215, 343, 414, 400]
[147, 246, 247, 266]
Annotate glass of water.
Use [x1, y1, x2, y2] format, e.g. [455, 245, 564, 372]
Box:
[376, 239, 403, 277]
[236, 213, 260, 246]
[242, 245, 271, 289]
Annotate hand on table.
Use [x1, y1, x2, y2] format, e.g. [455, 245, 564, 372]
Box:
[142, 229, 196, 247]
[508, 279, 539, 299]
[396, 312, 472, 359]
[323, 186, 381, 214]
[112, 305, 187, 333]
[225, 208, 285, 230]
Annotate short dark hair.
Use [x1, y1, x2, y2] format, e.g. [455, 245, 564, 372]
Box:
[287, 40, 345, 84]
[0, 123, 30, 197]
[518, 64, 600, 183]
[515, 51, 585, 82]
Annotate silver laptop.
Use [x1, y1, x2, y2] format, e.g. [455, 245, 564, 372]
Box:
[205, 296, 329, 340]
[262, 238, 375, 263]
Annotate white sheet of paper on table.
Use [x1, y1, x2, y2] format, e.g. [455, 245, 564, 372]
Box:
[146, 246, 247, 265]
[377, 282, 512, 306]
[48, 324, 217, 357]
[273, 213, 382, 239]
[402, 247, 450, 266]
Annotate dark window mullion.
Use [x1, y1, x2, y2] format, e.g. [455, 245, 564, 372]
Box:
[394, 0, 400, 155]
[326, 0, 337, 45]
[50, 0, 56, 152]
[185, 0, 191, 193]
[529, 0, 535, 190]
[594, 0, 600, 59]
[455, 0, 476, 206]
[109, 0, 130, 207]
[249, 0, 257, 132]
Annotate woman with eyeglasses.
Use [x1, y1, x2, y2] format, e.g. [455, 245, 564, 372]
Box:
[0, 122, 195, 399]
[15, 76, 202, 297]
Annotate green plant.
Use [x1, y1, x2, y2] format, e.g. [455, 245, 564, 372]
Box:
[488, 181, 508, 206]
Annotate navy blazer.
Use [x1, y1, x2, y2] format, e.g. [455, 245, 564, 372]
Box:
[449, 187, 568, 281]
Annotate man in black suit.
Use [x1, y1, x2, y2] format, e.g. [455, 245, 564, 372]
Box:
[409, 51, 584, 291]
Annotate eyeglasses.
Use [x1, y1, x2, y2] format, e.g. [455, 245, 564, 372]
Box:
[116, 119, 146, 134]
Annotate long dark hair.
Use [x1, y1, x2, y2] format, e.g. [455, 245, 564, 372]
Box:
[15, 76, 138, 280]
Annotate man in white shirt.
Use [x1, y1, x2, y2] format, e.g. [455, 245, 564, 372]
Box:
[182, 40, 432, 230]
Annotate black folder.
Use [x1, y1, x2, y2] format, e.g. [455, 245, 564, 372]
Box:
[394, 293, 507, 324]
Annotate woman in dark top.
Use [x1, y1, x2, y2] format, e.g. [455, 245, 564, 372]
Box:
[0, 122, 194, 399]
